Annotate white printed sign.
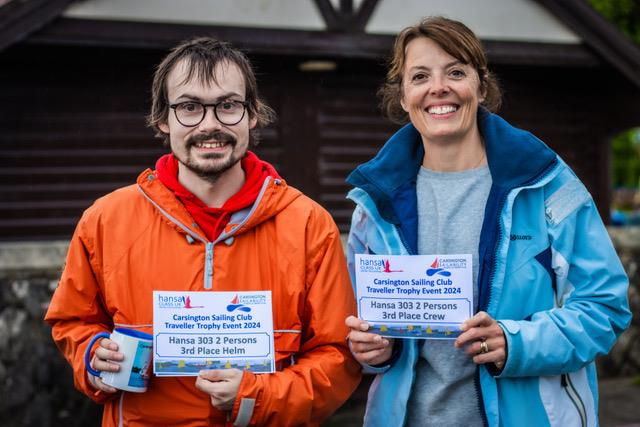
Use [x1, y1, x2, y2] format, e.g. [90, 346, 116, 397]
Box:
[355, 254, 473, 339]
[153, 291, 275, 376]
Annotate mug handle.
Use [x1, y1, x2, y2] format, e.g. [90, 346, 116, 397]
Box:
[85, 332, 111, 377]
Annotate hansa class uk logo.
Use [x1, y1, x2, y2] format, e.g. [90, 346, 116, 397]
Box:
[359, 258, 403, 273]
[158, 295, 203, 309]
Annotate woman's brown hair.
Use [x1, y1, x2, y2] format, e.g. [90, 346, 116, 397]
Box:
[379, 16, 502, 124]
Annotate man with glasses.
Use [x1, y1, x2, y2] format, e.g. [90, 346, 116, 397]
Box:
[45, 38, 360, 426]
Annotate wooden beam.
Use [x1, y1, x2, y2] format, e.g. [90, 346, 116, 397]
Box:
[313, 0, 379, 33]
[352, 0, 380, 32]
[313, 0, 342, 32]
[27, 17, 600, 68]
[0, 0, 74, 52]
[534, 0, 640, 89]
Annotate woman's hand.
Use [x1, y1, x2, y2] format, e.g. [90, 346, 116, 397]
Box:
[345, 316, 394, 366]
[454, 311, 506, 369]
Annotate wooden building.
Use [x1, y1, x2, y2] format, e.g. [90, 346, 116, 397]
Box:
[1, 0, 639, 241]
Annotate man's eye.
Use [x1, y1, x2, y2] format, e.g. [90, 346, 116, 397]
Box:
[180, 102, 200, 112]
[220, 102, 237, 111]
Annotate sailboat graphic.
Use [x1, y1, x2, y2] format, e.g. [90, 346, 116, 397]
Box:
[426, 258, 451, 277]
[226, 295, 251, 312]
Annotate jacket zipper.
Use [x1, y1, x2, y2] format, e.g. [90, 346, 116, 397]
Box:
[138, 176, 275, 289]
[561, 373, 587, 427]
[475, 158, 559, 427]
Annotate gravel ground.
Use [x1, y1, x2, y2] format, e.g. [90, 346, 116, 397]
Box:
[324, 376, 640, 426]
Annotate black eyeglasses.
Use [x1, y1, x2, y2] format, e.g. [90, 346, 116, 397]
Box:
[169, 100, 249, 127]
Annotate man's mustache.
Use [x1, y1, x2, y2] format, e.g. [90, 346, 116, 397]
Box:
[187, 131, 236, 146]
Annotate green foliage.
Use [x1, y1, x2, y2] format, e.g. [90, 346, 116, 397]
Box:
[612, 128, 640, 188]
[588, 0, 640, 44]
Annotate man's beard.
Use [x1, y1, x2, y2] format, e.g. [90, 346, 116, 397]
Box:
[176, 131, 245, 184]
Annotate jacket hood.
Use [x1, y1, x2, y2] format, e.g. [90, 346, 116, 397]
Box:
[346, 108, 558, 225]
[137, 169, 301, 242]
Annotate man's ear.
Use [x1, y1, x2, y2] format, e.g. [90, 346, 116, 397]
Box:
[249, 116, 258, 130]
[158, 122, 170, 134]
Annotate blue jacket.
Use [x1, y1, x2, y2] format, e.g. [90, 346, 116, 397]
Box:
[346, 109, 631, 427]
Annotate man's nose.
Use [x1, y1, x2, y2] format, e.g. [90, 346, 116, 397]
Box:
[198, 106, 223, 131]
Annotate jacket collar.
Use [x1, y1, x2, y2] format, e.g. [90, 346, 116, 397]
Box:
[346, 108, 557, 222]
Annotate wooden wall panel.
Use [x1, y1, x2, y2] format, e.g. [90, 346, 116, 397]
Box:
[1, 44, 636, 241]
[0, 45, 281, 241]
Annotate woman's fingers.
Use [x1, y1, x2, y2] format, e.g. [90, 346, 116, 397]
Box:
[454, 312, 507, 368]
[346, 316, 394, 365]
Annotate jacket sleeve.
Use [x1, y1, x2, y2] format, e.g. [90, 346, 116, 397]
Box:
[231, 207, 361, 426]
[44, 212, 117, 403]
[346, 204, 402, 374]
[497, 178, 631, 377]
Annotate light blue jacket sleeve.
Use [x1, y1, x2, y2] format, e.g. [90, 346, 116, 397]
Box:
[347, 204, 396, 374]
[498, 182, 631, 377]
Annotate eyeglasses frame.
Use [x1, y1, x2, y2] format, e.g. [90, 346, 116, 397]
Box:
[169, 100, 249, 127]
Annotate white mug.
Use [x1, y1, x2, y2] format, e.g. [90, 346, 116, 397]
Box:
[85, 328, 153, 393]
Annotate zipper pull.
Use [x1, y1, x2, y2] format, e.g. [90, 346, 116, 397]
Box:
[561, 373, 568, 387]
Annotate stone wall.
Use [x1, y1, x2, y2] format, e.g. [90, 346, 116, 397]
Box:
[600, 227, 640, 376]
[0, 243, 101, 427]
[1, 230, 638, 426]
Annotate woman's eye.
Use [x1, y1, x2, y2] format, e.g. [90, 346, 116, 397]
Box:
[450, 69, 466, 78]
[412, 73, 427, 82]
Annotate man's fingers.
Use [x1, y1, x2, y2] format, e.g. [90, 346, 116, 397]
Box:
[345, 315, 369, 331]
[198, 369, 241, 382]
[87, 369, 118, 393]
[95, 346, 124, 363]
[91, 353, 121, 373]
[195, 375, 216, 394]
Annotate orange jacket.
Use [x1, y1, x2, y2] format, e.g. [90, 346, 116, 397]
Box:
[45, 168, 361, 426]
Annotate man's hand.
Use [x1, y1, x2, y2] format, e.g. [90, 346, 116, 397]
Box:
[454, 311, 507, 369]
[88, 338, 124, 393]
[345, 315, 394, 366]
[195, 369, 244, 411]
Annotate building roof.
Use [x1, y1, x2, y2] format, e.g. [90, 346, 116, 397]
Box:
[1, 0, 639, 87]
[0, 0, 75, 51]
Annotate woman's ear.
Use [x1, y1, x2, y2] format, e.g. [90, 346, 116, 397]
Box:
[479, 72, 488, 104]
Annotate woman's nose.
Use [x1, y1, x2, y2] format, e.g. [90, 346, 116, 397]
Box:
[430, 75, 449, 96]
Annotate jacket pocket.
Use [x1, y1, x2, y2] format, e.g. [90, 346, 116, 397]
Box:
[539, 369, 595, 427]
[273, 330, 301, 371]
[561, 373, 587, 427]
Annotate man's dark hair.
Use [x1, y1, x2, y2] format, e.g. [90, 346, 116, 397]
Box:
[147, 37, 275, 145]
